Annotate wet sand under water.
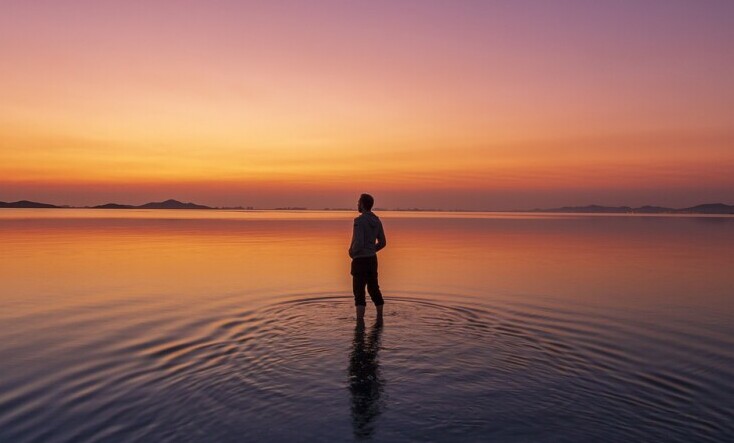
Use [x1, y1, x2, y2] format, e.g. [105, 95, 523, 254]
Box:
[0, 210, 732, 442]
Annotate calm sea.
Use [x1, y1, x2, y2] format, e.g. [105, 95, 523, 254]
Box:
[0, 209, 732, 442]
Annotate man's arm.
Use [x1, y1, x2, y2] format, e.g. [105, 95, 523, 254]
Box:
[349, 218, 364, 258]
[375, 221, 386, 252]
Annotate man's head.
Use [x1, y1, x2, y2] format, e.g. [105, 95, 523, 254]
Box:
[358, 193, 374, 213]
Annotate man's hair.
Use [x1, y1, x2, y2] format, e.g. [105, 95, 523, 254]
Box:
[359, 193, 374, 211]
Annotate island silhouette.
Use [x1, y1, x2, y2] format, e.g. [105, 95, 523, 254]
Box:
[0, 199, 214, 210]
[92, 199, 212, 210]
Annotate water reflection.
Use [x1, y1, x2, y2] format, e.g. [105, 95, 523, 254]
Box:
[1, 210, 733, 441]
[348, 321, 384, 439]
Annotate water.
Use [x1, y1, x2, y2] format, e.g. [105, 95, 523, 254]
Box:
[1, 209, 732, 442]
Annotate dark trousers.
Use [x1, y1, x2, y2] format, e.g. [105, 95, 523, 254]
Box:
[351, 256, 384, 307]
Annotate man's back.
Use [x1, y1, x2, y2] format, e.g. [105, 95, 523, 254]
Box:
[349, 211, 386, 259]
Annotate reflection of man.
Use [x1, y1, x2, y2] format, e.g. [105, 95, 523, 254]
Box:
[349, 193, 386, 323]
[348, 322, 384, 440]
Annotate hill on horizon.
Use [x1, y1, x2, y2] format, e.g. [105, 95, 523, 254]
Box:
[0, 200, 60, 209]
[0, 199, 212, 210]
[99, 199, 212, 210]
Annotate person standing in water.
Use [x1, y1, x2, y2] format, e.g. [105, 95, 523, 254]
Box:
[349, 193, 386, 323]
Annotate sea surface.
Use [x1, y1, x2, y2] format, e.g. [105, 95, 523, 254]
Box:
[0, 209, 732, 442]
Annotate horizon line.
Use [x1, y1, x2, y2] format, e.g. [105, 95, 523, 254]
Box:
[1, 198, 733, 214]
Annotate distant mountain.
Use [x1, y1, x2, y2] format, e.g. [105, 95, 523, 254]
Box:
[138, 199, 212, 209]
[0, 198, 213, 210]
[531, 203, 733, 214]
[93, 199, 212, 210]
[680, 203, 734, 214]
[0, 200, 59, 208]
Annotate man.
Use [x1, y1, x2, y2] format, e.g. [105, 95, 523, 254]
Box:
[349, 193, 386, 323]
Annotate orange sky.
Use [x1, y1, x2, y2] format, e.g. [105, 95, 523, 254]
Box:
[1, 1, 733, 210]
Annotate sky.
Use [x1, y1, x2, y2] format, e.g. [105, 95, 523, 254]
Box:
[1, 0, 733, 210]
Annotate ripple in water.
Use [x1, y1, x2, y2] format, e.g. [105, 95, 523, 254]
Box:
[1, 293, 732, 442]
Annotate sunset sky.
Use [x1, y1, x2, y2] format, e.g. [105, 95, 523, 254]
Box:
[1, 0, 733, 210]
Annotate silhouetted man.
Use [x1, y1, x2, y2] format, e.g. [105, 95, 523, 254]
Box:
[349, 193, 386, 323]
